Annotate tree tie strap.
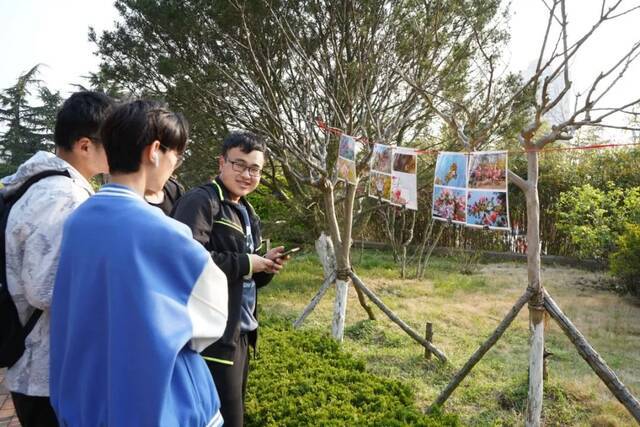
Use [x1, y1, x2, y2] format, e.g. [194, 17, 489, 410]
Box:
[336, 268, 351, 281]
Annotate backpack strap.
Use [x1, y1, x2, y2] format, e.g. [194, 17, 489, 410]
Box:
[1, 169, 71, 335]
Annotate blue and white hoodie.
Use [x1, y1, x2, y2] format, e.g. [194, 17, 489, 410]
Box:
[50, 184, 228, 427]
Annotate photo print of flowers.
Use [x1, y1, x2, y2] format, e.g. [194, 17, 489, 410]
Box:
[390, 147, 418, 210]
[432, 186, 467, 223]
[466, 190, 510, 230]
[434, 152, 467, 187]
[338, 134, 356, 160]
[368, 171, 392, 201]
[370, 143, 392, 174]
[337, 157, 357, 184]
[336, 134, 358, 184]
[468, 151, 507, 190]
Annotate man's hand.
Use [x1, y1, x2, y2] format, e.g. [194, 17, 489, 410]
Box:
[249, 246, 291, 274]
[249, 252, 283, 274]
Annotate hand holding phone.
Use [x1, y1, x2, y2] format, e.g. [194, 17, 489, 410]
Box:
[276, 247, 300, 258]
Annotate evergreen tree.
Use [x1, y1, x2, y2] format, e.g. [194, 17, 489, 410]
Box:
[0, 65, 62, 176]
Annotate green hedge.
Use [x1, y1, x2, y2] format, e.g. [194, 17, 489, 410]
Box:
[610, 223, 640, 295]
[245, 319, 458, 426]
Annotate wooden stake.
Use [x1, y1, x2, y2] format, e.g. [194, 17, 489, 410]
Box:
[425, 322, 433, 360]
[293, 272, 336, 329]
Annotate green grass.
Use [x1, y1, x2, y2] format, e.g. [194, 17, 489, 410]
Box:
[250, 249, 640, 425]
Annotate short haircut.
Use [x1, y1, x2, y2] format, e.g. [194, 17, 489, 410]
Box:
[101, 100, 189, 174]
[54, 91, 115, 151]
[221, 131, 266, 157]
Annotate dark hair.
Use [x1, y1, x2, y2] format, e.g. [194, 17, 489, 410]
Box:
[221, 131, 266, 157]
[54, 91, 115, 150]
[100, 100, 189, 174]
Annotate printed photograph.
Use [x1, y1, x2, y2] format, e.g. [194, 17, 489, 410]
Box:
[432, 186, 466, 223]
[466, 190, 509, 229]
[434, 152, 468, 188]
[371, 144, 393, 174]
[336, 157, 357, 184]
[338, 134, 356, 161]
[393, 152, 417, 174]
[468, 151, 507, 190]
[368, 171, 392, 200]
[390, 173, 418, 210]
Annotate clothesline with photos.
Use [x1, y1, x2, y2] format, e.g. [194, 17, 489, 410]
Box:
[321, 118, 640, 233]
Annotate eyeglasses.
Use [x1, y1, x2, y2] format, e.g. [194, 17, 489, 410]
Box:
[227, 158, 262, 177]
[159, 143, 184, 169]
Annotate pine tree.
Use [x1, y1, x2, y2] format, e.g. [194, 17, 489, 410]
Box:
[0, 65, 62, 176]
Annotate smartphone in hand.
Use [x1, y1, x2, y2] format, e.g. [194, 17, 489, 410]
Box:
[276, 247, 301, 258]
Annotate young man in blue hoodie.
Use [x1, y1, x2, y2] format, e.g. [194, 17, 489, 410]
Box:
[50, 100, 229, 426]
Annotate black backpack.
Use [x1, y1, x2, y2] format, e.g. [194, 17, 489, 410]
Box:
[0, 169, 70, 368]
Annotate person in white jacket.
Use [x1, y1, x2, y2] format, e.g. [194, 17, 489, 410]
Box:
[1, 91, 114, 427]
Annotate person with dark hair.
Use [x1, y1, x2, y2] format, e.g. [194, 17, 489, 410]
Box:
[145, 176, 185, 215]
[49, 100, 228, 427]
[1, 91, 114, 427]
[173, 130, 290, 427]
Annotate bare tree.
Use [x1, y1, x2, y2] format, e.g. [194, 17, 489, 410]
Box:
[402, 1, 640, 424]
[206, 0, 506, 350]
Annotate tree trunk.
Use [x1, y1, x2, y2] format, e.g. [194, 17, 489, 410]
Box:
[418, 225, 446, 279]
[525, 150, 544, 427]
[332, 278, 349, 341]
[527, 308, 545, 426]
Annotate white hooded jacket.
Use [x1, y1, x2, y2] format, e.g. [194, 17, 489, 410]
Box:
[2, 151, 93, 396]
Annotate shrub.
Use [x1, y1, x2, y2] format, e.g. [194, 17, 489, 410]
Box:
[245, 319, 459, 426]
[555, 184, 640, 261]
[609, 223, 640, 295]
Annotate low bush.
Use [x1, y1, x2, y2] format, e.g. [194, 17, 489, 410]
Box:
[245, 318, 459, 426]
[609, 223, 640, 295]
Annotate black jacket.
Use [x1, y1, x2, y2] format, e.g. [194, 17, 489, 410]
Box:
[148, 177, 184, 215]
[172, 177, 272, 362]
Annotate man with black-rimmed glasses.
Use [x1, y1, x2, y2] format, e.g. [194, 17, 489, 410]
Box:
[172, 131, 289, 427]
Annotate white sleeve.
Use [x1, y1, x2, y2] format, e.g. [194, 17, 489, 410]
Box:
[187, 258, 229, 352]
[17, 185, 88, 310]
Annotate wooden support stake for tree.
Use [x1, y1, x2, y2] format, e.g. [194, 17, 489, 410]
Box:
[425, 322, 433, 360]
[349, 272, 447, 362]
[428, 288, 532, 411]
[544, 290, 640, 422]
[293, 272, 336, 329]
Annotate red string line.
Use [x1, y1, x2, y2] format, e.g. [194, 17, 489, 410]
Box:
[314, 118, 640, 155]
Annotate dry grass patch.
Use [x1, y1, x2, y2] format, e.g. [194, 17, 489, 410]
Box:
[260, 252, 640, 425]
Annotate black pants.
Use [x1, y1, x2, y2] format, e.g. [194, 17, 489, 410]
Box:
[205, 334, 250, 427]
[10, 392, 58, 427]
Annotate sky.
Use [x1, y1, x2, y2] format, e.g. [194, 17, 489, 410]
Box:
[0, 0, 638, 136]
[0, 0, 118, 95]
[507, 0, 640, 134]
